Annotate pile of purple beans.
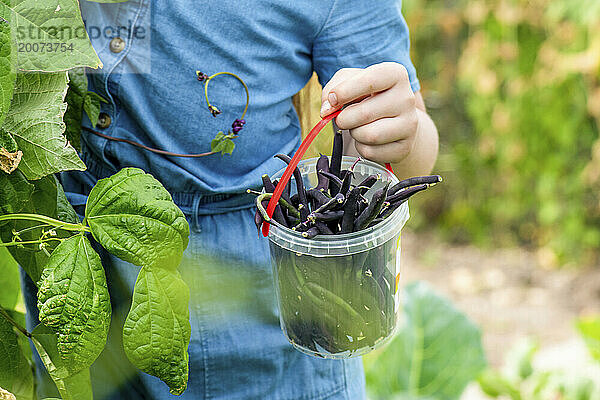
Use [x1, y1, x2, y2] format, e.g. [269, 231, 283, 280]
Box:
[251, 129, 441, 237]
[254, 131, 443, 356]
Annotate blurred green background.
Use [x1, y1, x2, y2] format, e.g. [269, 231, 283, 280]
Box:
[302, 0, 600, 267]
[403, 0, 600, 267]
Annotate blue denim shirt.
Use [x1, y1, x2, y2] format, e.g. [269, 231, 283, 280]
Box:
[79, 0, 419, 196]
[24, 1, 420, 399]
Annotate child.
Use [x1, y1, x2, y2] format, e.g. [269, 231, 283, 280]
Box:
[23, 0, 438, 399]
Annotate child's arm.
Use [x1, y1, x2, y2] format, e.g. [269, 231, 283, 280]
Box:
[320, 62, 439, 180]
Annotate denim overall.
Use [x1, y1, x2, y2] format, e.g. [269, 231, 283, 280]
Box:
[22, 0, 419, 398]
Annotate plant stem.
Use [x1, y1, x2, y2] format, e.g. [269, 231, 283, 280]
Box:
[0, 237, 64, 248]
[0, 214, 90, 233]
[0, 306, 31, 338]
[204, 72, 250, 119]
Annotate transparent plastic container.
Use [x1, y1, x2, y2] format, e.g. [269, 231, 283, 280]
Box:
[268, 156, 409, 359]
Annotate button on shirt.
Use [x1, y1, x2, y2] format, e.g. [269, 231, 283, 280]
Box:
[80, 0, 420, 196]
[108, 37, 126, 53]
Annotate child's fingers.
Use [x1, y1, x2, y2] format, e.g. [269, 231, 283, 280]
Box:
[335, 85, 408, 130]
[348, 114, 418, 146]
[328, 63, 409, 109]
[353, 137, 415, 164]
[320, 68, 361, 117]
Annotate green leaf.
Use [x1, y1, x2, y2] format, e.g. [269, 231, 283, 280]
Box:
[66, 69, 87, 95]
[31, 324, 92, 400]
[0, 170, 33, 218]
[37, 234, 110, 374]
[0, 315, 33, 400]
[0, 1, 101, 72]
[0, 132, 23, 174]
[5, 311, 32, 368]
[0, 248, 20, 310]
[210, 138, 221, 152]
[364, 281, 487, 400]
[2, 72, 86, 180]
[576, 316, 600, 362]
[0, 27, 20, 171]
[64, 70, 107, 151]
[123, 267, 191, 395]
[221, 139, 235, 155]
[0, 171, 75, 283]
[210, 137, 235, 155]
[63, 68, 87, 151]
[0, 127, 21, 174]
[83, 91, 105, 128]
[0, 128, 17, 153]
[0, 17, 15, 127]
[85, 168, 190, 270]
[0, 127, 22, 173]
[55, 178, 78, 224]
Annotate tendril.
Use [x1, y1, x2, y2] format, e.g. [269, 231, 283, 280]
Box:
[0, 213, 87, 231]
[196, 70, 250, 155]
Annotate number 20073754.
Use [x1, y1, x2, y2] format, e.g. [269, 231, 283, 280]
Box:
[18, 42, 74, 53]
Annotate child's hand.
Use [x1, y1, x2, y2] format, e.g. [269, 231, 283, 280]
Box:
[320, 62, 419, 164]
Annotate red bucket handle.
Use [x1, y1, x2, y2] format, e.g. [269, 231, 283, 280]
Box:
[262, 111, 394, 237]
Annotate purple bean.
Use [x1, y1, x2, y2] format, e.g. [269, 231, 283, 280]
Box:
[318, 170, 343, 190]
[314, 221, 334, 235]
[366, 217, 385, 228]
[273, 178, 292, 204]
[354, 183, 389, 231]
[272, 179, 291, 216]
[290, 193, 299, 207]
[309, 210, 344, 223]
[316, 154, 330, 191]
[340, 170, 353, 197]
[341, 187, 362, 233]
[313, 193, 345, 214]
[275, 154, 308, 208]
[307, 188, 330, 209]
[388, 175, 442, 197]
[330, 128, 343, 179]
[379, 198, 407, 219]
[293, 220, 312, 232]
[357, 174, 380, 195]
[357, 197, 368, 216]
[386, 183, 429, 204]
[298, 203, 310, 221]
[254, 208, 264, 234]
[261, 174, 288, 227]
[302, 227, 320, 239]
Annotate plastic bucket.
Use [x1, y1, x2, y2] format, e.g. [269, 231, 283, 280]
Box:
[268, 156, 409, 359]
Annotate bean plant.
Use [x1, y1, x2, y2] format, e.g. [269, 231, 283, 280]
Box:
[0, 1, 193, 398]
